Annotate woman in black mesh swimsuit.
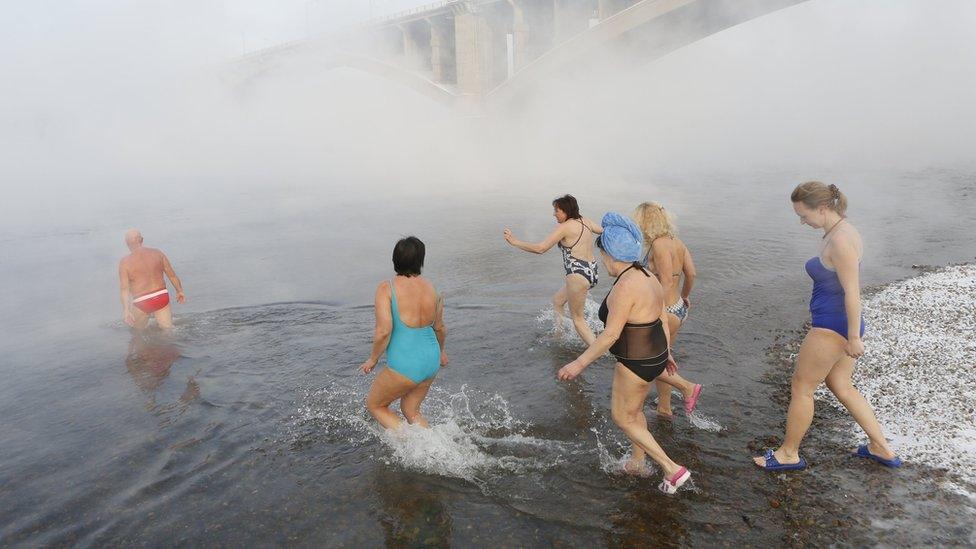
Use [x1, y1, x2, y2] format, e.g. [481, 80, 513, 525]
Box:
[557, 212, 692, 495]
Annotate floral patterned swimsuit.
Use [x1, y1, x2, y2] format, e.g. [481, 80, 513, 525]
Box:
[559, 219, 599, 288]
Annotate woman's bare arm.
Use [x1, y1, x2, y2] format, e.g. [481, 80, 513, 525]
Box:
[557, 286, 633, 380]
[433, 294, 448, 366]
[832, 235, 864, 357]
[651, 239, 676, 296]
[504, 224, 566, 254]
[681, 246, 696, 300]
[360, 282, 394, 373]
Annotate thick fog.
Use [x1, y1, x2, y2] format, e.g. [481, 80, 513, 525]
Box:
[2, 0, 975, 232]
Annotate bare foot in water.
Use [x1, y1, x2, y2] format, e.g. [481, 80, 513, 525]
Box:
[623, 457, 648, 476]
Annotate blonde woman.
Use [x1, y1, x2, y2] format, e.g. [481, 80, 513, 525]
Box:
[753, 182, 900, 471]
[632, 202, 702, 418]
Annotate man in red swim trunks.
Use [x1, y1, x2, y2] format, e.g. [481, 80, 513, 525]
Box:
[118, 229, 186, 330]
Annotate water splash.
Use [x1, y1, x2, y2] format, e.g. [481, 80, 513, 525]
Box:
[686, 411, 724, 432]
[535, 298, 603, 346]
[292, 382, 575, 487]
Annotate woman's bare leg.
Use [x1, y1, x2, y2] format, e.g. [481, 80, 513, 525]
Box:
[566, 275, 595, 345]
[625, 409, 650, 474]
[400, 378, 435, 428]
[655, 311, 683, 414]
[365, 367, 417, 430]
[552, 285, 568, 338]
[612, 364, 683, 478]
[754, 328, 843, 467]
[825, 356, 896, 459]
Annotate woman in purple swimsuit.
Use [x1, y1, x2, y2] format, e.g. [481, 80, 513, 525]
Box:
[754, 182, 901, 471]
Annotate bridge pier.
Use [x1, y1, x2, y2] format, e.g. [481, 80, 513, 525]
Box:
[454, 8, 496, 98]
[398, 21, 430, 71]
[509, 1, 531, 72]
[428, 17, 456, 84]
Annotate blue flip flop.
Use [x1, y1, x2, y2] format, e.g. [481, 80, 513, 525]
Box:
[854, 444, 903, 468]
[756, 449, 807, 471]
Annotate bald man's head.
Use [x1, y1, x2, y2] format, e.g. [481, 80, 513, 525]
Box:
[125, 229, 144, 251]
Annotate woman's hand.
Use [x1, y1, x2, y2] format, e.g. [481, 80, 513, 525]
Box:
[557, 359, 586, 381]
[359, 357, 378, 374]
[682, 297, 691, 311]
[845, 337, 865, 359]
[665, 353, 678, 375]
[440, 351, 450, 367]
[123, 309, 135, 326]
[503, 228, 517, 245]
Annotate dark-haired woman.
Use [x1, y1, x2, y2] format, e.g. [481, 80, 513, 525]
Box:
[360, 236, 448, 430]
[754, 182, 901, 471]
[504, 194, 603, 344]
[557, 212, 692, 494]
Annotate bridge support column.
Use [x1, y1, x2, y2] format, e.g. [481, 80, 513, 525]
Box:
[428, 17, 456, 84]
[509, 1, 532, 72]
[398, 22, 430, 70]
[454, 9, 495, 97]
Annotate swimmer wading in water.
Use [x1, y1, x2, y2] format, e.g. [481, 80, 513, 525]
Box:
[504, 194, 603, 344]
[359, 236, 448, 430]
[557, 212, 693, 494]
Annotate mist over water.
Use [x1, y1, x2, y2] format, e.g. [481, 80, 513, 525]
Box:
[2, 0, 976, 546]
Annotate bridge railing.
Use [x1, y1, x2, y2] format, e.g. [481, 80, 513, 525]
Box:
[365, 1, 459, 25]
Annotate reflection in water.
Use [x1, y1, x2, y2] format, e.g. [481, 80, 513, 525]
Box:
[373, 465, 452, 548]
[125, 333, 199, 420]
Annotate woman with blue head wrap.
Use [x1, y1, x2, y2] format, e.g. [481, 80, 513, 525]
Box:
[504, 194, 604, 345]
[556, 212, 693, 494]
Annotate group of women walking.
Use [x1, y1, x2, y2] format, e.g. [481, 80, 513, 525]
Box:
[359, 181, 902, 495]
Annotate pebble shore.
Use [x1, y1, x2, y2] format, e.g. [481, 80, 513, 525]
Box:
[819, 264, 976, 489]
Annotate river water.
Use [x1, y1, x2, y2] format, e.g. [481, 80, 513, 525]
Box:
[1, 168, 974, 546]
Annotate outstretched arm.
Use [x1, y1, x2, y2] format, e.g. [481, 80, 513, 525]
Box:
[119, 262, 134, 325]
[503, 224, 565, 254]
[162, 254, 186, 303]
[360, 283, 393, 373]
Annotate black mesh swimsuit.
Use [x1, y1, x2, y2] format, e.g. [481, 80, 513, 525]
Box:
[598, 264, 671, 382]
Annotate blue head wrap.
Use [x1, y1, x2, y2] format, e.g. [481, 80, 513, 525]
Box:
[597, 212, 644, 262]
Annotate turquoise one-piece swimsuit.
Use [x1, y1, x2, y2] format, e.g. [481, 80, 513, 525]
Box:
[386, 279, 441, 383]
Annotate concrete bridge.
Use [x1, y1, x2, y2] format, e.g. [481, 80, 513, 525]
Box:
[230, 0, 810, 111]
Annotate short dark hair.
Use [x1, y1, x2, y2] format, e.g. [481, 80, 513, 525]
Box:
[392, 236, 425, 277]
[552, 194, 581, 219]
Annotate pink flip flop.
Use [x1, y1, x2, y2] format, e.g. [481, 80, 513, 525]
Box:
[684, 384, 703, 415]
[658, 466, 691, 494]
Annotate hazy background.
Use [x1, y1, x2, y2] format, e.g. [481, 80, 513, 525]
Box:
[2, 0, 975, 243]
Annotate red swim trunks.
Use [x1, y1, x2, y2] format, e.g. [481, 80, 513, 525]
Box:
[133, 288, 170, 314]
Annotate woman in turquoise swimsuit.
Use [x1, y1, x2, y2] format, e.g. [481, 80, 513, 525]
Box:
[360, 236, 448, 430]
